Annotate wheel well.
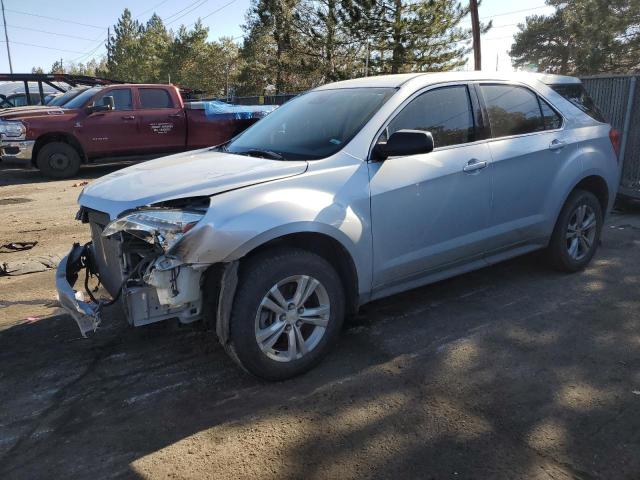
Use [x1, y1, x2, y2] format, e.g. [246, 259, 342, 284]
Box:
[574, 175, 609, 213]
[246, 232, 360, 317]
[32, 133, 86, 166]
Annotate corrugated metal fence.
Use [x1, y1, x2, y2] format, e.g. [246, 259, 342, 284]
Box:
[581, 75, 640, 198]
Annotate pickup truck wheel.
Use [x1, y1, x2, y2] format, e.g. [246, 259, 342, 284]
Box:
[546, 189, 603, 272]
[36, 142, 81, 179]
[227, 248, 345, 380]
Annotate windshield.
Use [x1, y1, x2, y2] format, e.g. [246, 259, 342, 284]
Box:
[225, 87, 396, 160]
[63, 86, 103, 109]
[48, 88, 88, 106]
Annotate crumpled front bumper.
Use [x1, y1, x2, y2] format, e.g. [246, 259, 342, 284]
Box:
[56, 243, 102, 337]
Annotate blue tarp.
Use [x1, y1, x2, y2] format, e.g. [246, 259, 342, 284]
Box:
[198, 100, 278, 120]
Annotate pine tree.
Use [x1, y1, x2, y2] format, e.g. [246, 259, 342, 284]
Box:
[107, 9, 144, 81]
[510, 0, 640, 74]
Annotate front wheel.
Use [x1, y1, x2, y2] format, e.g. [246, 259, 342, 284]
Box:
[546, 189, 603, 272]
[36, 141, 81, 179]
[227, 248, 345, 380]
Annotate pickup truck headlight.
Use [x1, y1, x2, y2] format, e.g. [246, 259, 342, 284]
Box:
[0, 121, 26, 138]
[102, 209, 205, 251]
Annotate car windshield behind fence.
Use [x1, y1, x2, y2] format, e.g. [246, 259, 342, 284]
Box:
[226, 87, 396, 160]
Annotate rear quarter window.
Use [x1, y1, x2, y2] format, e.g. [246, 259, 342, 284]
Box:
[551, 84, 605, 122]
[480, 84, 545, 137]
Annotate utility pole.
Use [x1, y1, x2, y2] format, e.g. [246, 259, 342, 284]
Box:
[107, 27, 111, 65]
[1, 0, 13, 74]
[470, 0, 481, 71]
[364, 41, 370, 77]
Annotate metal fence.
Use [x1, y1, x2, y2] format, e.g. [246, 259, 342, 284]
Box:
[228, 94, 299, 106]
[581, 75, 639, 198]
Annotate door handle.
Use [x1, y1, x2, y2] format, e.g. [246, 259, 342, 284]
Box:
[121, 115, 136, 120]
[549, 139, 566, 151]
[463, 159, 488, 173]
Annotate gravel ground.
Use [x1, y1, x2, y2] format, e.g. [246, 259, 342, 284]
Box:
[1, 160, 639, 480]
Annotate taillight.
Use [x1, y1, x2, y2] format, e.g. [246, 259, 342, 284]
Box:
[609, 127, 621, 159]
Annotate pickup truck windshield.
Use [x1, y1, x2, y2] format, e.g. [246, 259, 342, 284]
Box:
[48, 87, 89, 107]
[63, 87, 103, 109]
[225, 87, 396, 160]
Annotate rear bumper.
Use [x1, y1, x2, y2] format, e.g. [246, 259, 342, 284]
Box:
[1, 139, 34, 161]
[55, 243, 102, 337]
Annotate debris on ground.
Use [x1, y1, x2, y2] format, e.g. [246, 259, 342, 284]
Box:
[0, 241, 38, 253]
[72, 181, 89, 187]
[1, 254, 62, 276]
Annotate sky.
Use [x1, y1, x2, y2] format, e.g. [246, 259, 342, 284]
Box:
[0, 0, 554, 74]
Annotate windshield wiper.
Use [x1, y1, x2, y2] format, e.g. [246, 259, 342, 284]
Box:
[243, 149, 284, 160]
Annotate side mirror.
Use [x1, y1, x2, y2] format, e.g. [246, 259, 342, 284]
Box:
[373, 129, 434, 160]
[87, 96, 114, 114]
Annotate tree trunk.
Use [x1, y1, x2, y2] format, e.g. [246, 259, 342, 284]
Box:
[391, 0, 403, 74]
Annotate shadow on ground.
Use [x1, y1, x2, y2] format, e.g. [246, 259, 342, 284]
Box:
[0, 212, 639, 479]
[0, 159, 138, 187]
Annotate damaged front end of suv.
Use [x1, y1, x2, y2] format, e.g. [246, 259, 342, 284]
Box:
[57, 197, 218, 337]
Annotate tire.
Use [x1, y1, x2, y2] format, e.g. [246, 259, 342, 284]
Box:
[546, 189, 603, 272]
[36, 142, 81, 179]
[227, 248, 345, 380]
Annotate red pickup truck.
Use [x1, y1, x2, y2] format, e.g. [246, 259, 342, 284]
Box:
[0, 84, 272, 178]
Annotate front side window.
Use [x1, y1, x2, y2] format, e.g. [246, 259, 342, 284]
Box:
[139, 88, 174, 109]
[385, 85, 475, 148]
[225, 87, 396, 160]
[93, 88, 133, 111]
[481, 85, 545, 137]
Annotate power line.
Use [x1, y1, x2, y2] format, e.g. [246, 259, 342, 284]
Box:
[480, 5, 548, 20]
[5, 8, 105, 29]
[166, 0, 211, 26]
[199, 0, 239, 22]
[164, 0, 209, 23]
[135, 0, 171, 19]
[0, 39, 86, 54]
[7, 24, 99, 41]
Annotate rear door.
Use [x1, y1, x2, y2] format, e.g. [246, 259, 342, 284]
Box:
[478, 82, 571, 251]
[135, 87, 186, 152]
[80, 87, 141, 157]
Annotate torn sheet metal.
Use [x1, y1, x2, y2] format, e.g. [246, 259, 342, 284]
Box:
[55, 248, 101, 337]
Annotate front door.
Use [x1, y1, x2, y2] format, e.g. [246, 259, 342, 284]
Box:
[80, 87, 141, 157]
[368, 84, 493, 290]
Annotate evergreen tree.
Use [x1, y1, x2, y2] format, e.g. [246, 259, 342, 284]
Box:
[107, 9, 144, 81]
[510, 0, 640, 74]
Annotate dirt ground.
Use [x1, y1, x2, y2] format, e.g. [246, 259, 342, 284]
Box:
[1, 159, 639, 480]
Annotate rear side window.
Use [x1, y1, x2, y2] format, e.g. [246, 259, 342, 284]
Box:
[551, 84, 605, 122]
[480, 85, 545, 137]
[386, 85, 475, 148]
[139, 88, 174, 109]
[94, 89, 133, 111]
[539, 98, 562, 130]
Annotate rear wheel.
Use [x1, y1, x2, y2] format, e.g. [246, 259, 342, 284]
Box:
[227, 248, 345, 380]
[546, 189, 603, 272]
[36, 142, 81, 179]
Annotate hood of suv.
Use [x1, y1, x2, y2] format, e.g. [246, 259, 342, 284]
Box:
[79, 148, 308, 217]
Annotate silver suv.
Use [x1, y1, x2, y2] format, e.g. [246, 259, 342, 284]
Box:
[57, 72, 621, 380]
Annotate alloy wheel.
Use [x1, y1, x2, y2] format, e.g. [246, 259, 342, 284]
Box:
[254, 275, 330, 362]
[566, 204, 597, 261]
